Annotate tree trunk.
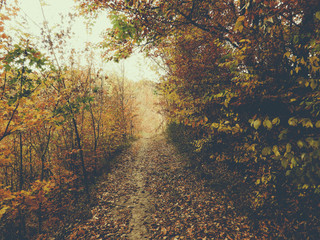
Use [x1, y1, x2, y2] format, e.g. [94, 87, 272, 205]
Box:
[72, 117, 90, 199]
[29, 146, 33, 182]
[38, 202, 42, 235]
[89, 103, 98, 176]
[19, 132, 23, 191]
[18, 205, 26, 240]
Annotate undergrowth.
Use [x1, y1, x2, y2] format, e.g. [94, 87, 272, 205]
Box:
[166, 122, 320, 239]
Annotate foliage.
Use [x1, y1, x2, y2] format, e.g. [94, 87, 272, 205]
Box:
[79, 0, 320, 238]
[0, 5, 139, 239]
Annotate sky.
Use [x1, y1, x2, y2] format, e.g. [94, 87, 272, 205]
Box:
[7, 0, 162, 82]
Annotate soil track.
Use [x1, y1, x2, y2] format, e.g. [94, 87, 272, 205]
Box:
[66, 133, 255, 239]
[65, 83, 255, 239]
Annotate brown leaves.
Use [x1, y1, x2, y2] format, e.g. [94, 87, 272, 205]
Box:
[66, 150, 135, 239]
[141, 137, 255, 239]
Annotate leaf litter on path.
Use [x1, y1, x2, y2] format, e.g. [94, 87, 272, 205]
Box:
[66, 134, 255, 239]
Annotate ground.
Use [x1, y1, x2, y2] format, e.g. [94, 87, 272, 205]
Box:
[64, 132, 258, 240]
[61, 83, 259, 240]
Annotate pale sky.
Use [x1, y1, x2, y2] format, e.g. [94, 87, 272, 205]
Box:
[7, 0, 162, 82]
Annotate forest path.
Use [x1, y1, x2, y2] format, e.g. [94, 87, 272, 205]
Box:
[126, 137, 154, 239]
[65, 134, 163, 239]
[66, 83, 254, 239]
[66, 133, 255, 239]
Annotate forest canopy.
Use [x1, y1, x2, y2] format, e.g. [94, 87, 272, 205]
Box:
[0, 0, 319, 238]
[78, 0, 320, 238]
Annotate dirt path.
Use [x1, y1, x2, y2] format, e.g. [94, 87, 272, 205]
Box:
[65, 133, 256, 239]
[65, 136, 156, 240]
[127, 137, 153, 240]
[65, 80, 254, 239]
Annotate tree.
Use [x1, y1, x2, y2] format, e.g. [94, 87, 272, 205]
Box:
[79, 0, 320, 238]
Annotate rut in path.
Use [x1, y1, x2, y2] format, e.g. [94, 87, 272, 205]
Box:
[66, 133, 255, 240]
[127, 137, 153, 239]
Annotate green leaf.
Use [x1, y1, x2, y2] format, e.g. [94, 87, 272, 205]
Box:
[315, 121, 320, 128]
[316, 11, 320, 20]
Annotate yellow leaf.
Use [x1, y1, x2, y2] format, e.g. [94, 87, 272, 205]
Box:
[272, 117, 280, 125]
[292, 56, 296, 62]
[237, 16, 246, 22]
[211, 123, 219, 128]
[161, 227, 167, 235]
[234, 19, 244, 32]
[272, 145, 280, 156]
[288, 117, 298, 126]
[248, 144, 256, 151]
[56, 125, 63, 131]
[286, 143, 292, 153]
[0, 206, 9, 219]
[263, 119, 272, 129]
[301, 118, 313, 128]
[253, 119, 261, 130]
[239, 39, 251, 43]
[262, 147, 272, 156]
[284, 52, 291, 58]
[310, 80, 317, 90]
[267, 17, 274, 23]
[238, 25, 244, 32]
[297, 140, 304, 148]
